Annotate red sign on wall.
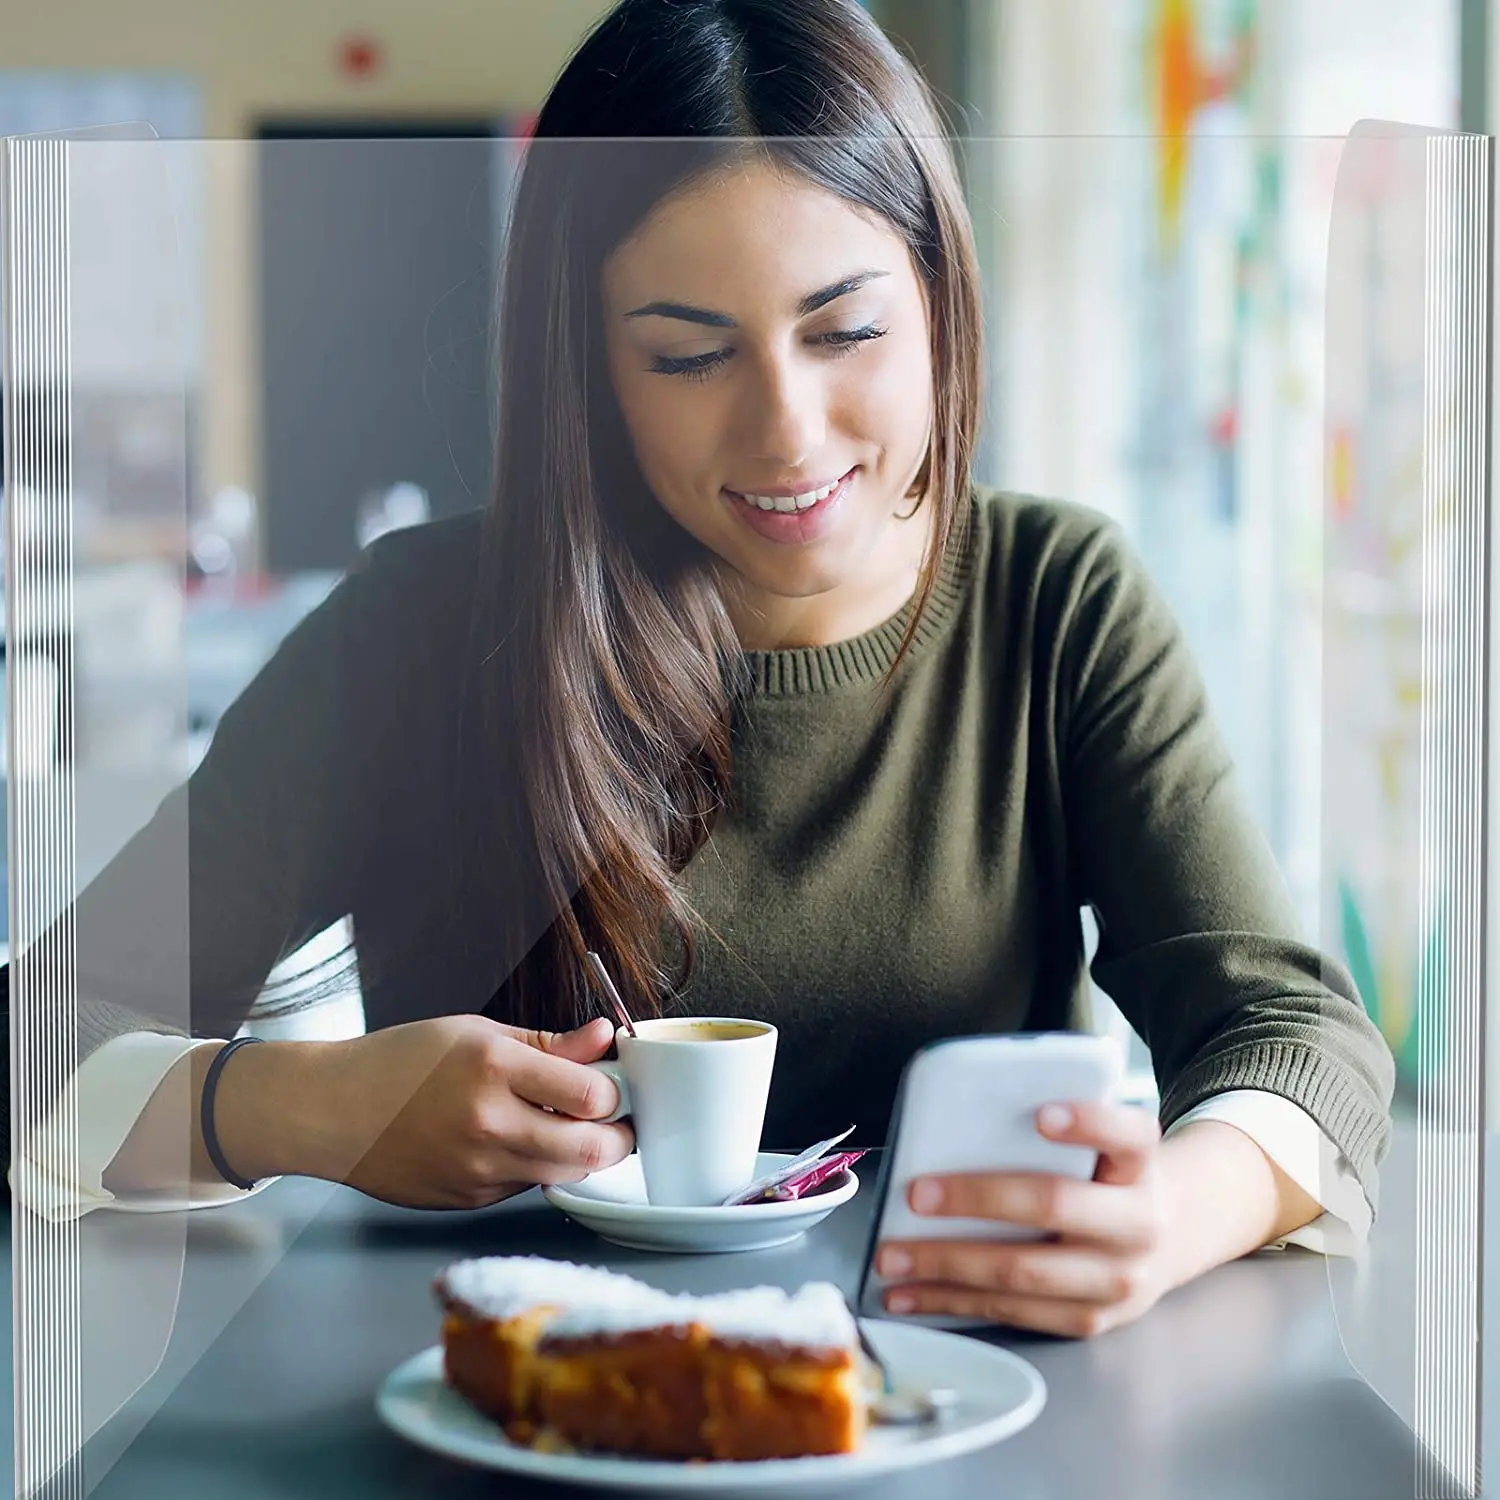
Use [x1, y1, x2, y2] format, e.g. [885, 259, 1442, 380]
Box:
[338, 34, 384, 80]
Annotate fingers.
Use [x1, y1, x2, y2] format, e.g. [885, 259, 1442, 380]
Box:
[502, 1114, 636, 1182]
[458, 1023, 632, 1190]
[507, 1042, 622, 1121]
[881, 1283, 1128, 1340]
[435, 1108, 634, 1206]
[899, 1101, 1164, 1243]
[876, 1238, 1150, 1305]
[1036, 1100, 1161, 1186]
[905, 1172, 1158, 1248]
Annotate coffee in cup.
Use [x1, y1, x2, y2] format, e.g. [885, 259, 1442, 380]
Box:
[586, 1016, 777, 1207]
[630, 1020, 766, 1043]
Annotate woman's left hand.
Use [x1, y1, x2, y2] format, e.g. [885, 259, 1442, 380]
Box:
[874, 1101, 1177, 1339]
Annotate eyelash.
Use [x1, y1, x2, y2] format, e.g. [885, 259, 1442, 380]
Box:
[649, 324, 889, 382]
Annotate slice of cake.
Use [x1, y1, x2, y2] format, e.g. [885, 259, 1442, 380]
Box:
[434, 1255, 869, 1460]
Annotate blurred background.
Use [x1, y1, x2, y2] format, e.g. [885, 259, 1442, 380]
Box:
[0, 0, 1485, 1100]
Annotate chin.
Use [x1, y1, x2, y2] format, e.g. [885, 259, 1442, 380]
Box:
[732, 555, 849, 603]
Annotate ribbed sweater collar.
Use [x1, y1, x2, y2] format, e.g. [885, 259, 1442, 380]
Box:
[738, 498, 982, 696]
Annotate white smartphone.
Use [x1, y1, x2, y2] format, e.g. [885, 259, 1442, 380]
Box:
[856, 1032, 1127, 1327]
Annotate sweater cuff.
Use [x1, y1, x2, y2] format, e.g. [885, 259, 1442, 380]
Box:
[1158, 1040, 1391, 1215]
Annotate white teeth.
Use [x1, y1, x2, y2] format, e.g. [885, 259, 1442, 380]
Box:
[741, 478, 842, 512]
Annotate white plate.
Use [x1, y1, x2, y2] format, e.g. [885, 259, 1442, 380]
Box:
[542, 1152, 859, 1254]
[376, 1320, 1046, 1496]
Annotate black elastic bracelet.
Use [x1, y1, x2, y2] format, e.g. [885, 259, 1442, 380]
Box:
[201, 1036, 265, 1191]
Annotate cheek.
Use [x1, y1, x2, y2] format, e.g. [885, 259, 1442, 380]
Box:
[837, 333, 933, 455]
[611, 370, 723, 493]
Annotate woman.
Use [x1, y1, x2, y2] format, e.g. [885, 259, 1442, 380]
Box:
[13, 0, 1391, 1340]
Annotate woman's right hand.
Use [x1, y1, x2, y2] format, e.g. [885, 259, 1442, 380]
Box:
[214, 1013, 635, 1209]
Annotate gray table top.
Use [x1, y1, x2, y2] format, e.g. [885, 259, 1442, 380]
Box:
[1, 1150, 1428, 1500]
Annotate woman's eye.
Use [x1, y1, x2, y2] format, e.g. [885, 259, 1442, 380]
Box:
[646, 324, 888, 381]
[813, 323, 889, 354]
[649, 348, 732, 381]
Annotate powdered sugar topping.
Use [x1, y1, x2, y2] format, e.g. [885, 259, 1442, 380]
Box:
[436, 1256, 858, 1351]
[437, 1256, 641, 1322]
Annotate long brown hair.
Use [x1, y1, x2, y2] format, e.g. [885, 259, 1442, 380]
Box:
[470, 0, 984, 1034]
[245, 0, 983, 1031]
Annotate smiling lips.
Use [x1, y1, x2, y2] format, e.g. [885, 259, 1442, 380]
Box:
[721, 468, 856, 542]
[729, 475, 846, 513]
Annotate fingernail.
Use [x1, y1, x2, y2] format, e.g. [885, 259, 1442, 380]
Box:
[1038, 1104, 1072, 1133]
[910, 1179, 943, 1213]
[887, 1292, 916, 1314]
[880, 1248, 911, 1277]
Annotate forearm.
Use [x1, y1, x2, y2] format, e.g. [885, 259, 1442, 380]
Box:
[1156, 1118, 1324, 1290]
[101, 1039, 338, 1193]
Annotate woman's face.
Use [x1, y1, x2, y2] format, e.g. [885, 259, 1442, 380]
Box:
[602, 159, 935, 644]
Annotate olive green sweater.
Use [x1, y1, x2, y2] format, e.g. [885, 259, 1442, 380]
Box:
[16, 487, 1395, 1204]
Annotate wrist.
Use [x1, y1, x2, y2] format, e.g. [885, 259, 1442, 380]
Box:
[207, 1038, 337, 1184]
[1156, 1119, 1292, 1288]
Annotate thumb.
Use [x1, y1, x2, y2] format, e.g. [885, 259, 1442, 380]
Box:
[507, 1015, 616, 1062]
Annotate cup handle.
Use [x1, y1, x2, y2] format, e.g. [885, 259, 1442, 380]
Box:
[586, 1059, 631, 1124]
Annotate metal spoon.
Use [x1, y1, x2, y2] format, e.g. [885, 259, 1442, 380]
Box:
[585, 951, 638, 1039]
[853, 1308, 961, 1426]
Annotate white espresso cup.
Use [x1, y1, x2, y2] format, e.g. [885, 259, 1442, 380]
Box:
[586, 1017, 778, 1207]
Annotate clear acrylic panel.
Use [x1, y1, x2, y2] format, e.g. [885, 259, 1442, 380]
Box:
[4, 124, 195, 1495]
[1, 125, 1485, 1493]
[1321, 121, 1489, 1497]
[3, 129, 521, 1497]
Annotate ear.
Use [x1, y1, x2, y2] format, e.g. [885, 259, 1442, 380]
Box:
[898, 418, 936, 516]
[905, 456, 929, 500]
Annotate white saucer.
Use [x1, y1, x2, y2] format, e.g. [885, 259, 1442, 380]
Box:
[377, 1319, 1046, 1496]
[542, 1152, 859, 1254]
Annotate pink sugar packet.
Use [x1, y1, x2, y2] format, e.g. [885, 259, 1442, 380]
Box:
[723, 1139, 866, 1206]
[720, 1125, 857, 1207]
[761, 1150, 866, 1202]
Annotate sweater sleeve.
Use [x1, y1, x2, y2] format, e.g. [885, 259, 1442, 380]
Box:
[3, 531, 419, 1173]
[1055, 516, 1396, 1212]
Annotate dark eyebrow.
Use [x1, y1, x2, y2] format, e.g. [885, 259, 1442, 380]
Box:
[623, 268, 889, 327]
[622, 300, 736, 328]
[796, 269, 888, 314]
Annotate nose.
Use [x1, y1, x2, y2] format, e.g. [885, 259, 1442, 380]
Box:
[739, 348, 827, 469]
